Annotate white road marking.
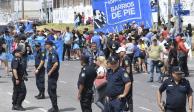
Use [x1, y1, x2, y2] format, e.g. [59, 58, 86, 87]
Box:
[24, 100, 30, 104]
[7, 92, 12, 96]
[38, 108, 47, 112]
[151, 85, 159, 88]
[139, 106, 152, 111]
[59, 81, 67, 84]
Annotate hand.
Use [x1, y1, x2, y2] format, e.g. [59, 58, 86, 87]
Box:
[159, 102, 165, 112]
[188, 108, 192, 112]
[35, 69, 39, 75]
[77, 93, 81, 101]
[16, 80, 20, 85]
[117, 94, 125, 100]
[48, 72, 52, 77]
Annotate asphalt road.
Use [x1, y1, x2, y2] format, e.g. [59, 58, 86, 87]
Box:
[0, 59, 194, 112]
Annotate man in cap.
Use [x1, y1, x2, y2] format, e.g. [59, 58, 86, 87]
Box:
[147, 37, 163, 82]
[116, 47, 133, 111]
[157, 66, 193, 112]
[45, 40, 60, 112]
[77, 55, 97, 112]
[34, 42, 46, 99]
[11, 48, 27, 111]
[104, 55, 132, 112]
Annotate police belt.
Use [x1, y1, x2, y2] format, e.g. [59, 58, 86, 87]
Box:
[107, 96, 119, 101]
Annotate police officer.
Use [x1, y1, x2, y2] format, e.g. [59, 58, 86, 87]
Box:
[45, 40, 60, 112]
[77, 55, 97, 112]
[104, 55, 132, 112]
[34, 42, 46, 99]
[11, 48, 26, 111]
[157, 66, 193, 112]
[116, 47, 133, 112]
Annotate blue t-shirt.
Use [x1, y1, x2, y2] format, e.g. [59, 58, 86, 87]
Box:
[91, 34, 101, 49]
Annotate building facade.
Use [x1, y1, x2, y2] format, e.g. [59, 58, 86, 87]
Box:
[52, 0, 92, 23]
[13, 0, 41, 20]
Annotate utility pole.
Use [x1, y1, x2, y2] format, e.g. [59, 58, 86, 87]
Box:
[168, 0, 172, 28]
[22, 0, 24, 19]
[175, 0, 181, 34]
[44, 0, 47, 22]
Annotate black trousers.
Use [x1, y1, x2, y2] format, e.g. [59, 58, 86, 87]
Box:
[12, 79, 26, 106]
[36, 68, 45, 93]
[179, 56, 189, 76]
[63, 44, 71, 60]
[80, 90, 93, 112]
[165, 108, 186, 112]
[48, 77, 58, 109]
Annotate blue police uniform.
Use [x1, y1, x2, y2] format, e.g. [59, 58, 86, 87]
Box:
[35, 48, 46, 98]
[159, 77, 193, 112]
[105, 67, 131, 112]
[77, 63, 97, 112]
[11, 53, 26, 110]
[47, 48, 60, 111]
[120, 55, 133, 112]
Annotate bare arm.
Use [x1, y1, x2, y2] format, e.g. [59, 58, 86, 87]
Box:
[188, 92, 193, 112]
[37, 60, 44, 70]
[12, 69, 19, 79]
[157, 90, 165, 111]
[48, 62, 59, 76]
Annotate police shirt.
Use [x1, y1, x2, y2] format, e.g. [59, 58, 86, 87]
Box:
[35, 50, 46, 69]
[77, 65, 97, 91]
[11, 57, 25, 80]
[47, 49, 60, 78]
[105, 67, 131, 98]
[159, 77, 193, 109]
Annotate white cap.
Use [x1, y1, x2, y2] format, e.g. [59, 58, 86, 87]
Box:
[116, 47, 126, 53]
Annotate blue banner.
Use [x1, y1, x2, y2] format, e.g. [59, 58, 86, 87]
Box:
[92, 0, 153, 33]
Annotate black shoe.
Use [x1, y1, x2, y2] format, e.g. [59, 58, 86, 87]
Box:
[147, 78, 153, 82]
[35, 93, 41, 99]
[12, 105, 17, 110]
[48, 107, 59, 112]
[13, 105, 25, 111]
[37, 94, 45, 99]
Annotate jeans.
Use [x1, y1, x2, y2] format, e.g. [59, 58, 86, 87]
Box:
[147, 59, 163, 81]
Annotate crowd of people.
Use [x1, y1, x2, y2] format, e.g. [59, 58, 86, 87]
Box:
[0, 20, 193, 112]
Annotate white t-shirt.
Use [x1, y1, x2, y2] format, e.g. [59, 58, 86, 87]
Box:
[97, 66, 107, 77]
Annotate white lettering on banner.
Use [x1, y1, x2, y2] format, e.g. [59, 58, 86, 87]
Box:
[108, 0, 122, 4]
[123, 7, 135, 16]
[112, 10, 122, 19]
[111, 2, 135, 12]
[109, 1, 137, 20]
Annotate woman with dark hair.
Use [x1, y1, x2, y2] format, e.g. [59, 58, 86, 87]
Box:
[186, 23, 192, 48]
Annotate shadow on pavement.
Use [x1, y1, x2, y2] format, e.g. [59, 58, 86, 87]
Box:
[59, 107, 76, 112]
[25, 106, 42, 111]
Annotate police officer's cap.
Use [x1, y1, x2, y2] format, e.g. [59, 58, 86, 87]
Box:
[45, 40, 53, 46]
[13, 48, 22, 54]
[108, 55, 119, 64]
[80, 55, 90, 64]
[35, 42, 41, 47]
[171, 66, 184, 75]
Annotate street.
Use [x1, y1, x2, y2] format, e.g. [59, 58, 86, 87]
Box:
[0, 59, 194, 112]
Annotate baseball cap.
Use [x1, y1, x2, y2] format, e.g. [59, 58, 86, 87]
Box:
[116, 47, 126, 53]
[172, 66, 184, 74]
[35, 42, 41, 47]
[45, 40, 53, 45]
[107, 55, 119, 64]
